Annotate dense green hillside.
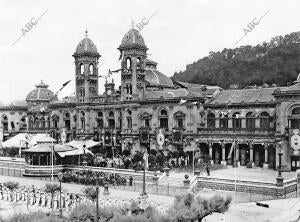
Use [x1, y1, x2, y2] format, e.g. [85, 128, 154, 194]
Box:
[172, 32, 300, 88]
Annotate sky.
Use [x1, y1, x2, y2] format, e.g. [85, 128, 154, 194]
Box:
[0, 0, 299, 104]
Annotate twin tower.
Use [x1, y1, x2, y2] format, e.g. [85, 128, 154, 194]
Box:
[73, 28, 148, 102]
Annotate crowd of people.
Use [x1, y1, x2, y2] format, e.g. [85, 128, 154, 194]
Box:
[0, 183, 169, 215]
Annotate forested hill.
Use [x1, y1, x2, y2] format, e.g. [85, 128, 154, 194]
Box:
[172, 32, 300, 88]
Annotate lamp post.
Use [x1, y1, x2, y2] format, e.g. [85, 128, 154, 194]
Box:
[57, 172, 63, 217]
[276, 142, 284, 186]
[82, 142, 87, 170]
[96, 181, 99, 222]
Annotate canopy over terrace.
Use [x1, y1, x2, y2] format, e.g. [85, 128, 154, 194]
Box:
[1, 133, 56, 149]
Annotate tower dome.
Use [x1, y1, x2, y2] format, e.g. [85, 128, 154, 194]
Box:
[75, 30, 98, 55]
[119, 22, 147, 49]
[26, 81, 57, 102]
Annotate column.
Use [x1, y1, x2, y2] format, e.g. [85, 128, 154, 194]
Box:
[249, 143, 253, 162]
[249, 142, 254, 168]
[209, 142, 213, 165]
[263, 143, 269, 169]
[221, 142, 226, 166]
[235, 143, 240, 167]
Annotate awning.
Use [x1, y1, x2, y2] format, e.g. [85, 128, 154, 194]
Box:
[24, 144, 75, 153]
[1, 133, 56, 149]
[66, 140, 100, 149]
[57, 148, 94, 157]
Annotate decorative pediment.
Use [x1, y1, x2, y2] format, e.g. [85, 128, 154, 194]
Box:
[173, 111, 185, 118]
[141, 112, 152, 119]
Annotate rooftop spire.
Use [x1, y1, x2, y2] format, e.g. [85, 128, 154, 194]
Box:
[131, 20, 134, 29]
[85, 28, 88, 37]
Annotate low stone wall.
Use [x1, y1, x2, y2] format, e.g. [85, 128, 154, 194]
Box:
[196, 176, 297, 199]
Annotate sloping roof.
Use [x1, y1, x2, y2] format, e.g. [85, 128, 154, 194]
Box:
[57, 147, 94, 157]
[24, 144, 75, 153]
[66, 140, 100, 149]
[2, 133, 56, 149]
[145, 88, 192, 99]
[209, 87, 279, 104]
[278, 83, 300, 93]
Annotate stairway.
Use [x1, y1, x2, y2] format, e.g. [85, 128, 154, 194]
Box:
[158, 174, 188, 187]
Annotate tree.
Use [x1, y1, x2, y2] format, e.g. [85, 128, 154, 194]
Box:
[155, 154, 165, 167]
[82, 186, 97, 201]
[44, 183, 60, 211]
[4, 181, 19, 190]
[168, 193, 231, 222]
[122, 149, 131, 157]
[132, 151, 143, 164]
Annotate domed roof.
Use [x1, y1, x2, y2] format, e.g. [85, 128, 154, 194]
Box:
[121, 27, 146, 47]
[75, 30, 98, 54]
[26, 81, 56, 102]
[144, 59, 173, 88]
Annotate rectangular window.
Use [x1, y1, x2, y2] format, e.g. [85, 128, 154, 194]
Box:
[160, 118, 168, 128]
[145, 118, 150, 128]
[97, 119, 103, 129]
[177, 118, 184, 128]
[127, 117, 132, 129]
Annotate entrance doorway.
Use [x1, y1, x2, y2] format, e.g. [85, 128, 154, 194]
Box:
[291, 156, 300, 171]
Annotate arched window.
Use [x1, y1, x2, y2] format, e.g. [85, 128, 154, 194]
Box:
[2, 115, 8, 131]
[80, 64, 84, 74]
[159, 109, 168, 129]
[137, 57, 142, 69]
[52, 115, 59, 129]
[260, 112, 270, 129]
[90, 87, 95, 96]
[290, 107, 300, 129]
[80, 88, 85, 97]
[89, 64, 94, 74]
[108, 111, 115, 129]
[40, 117, 45, 129]
[127, 109, 132, 129]
[97, 111, 103, 129]
[207, 113, 215, 129]
[125, 84, 132, 95]
[109, 111, 114, 117]
[219, 112, 228, 129]
[81, 111, 85, 130]
[232, 112, 241, 129]
[246, 112, 255, 129]
[64, 112, 71, 130]
[98, 112, 103, 118]
[292, 107, 300, 115]
[126, 58, 131, 69]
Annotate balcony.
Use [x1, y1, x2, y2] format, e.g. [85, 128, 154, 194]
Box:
[197, 127, 275, 136]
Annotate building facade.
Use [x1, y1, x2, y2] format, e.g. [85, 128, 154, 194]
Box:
[1, 27, 300, 171]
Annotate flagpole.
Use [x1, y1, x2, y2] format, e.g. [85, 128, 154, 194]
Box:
[51, 140, 54, 181]
[234, 139, 237, 201]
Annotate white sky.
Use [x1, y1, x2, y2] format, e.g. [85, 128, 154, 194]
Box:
[0, 0, 299, 103]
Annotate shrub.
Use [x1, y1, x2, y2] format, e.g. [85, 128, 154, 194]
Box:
[132, 152, 143, 164]
[124, 158, 131, 169]
[155, 154, 165, 167]
[122, 149, 131, 157]
[7, 211, 67, 222]
[82, 186, 97, 201]
[4, 181, 19, 190]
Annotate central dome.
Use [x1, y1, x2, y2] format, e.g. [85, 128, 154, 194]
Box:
[121, 28, 146, 47]
[144, 59, 174, 88]
[75, 30, 98, 54]
[26, 81, 57, 102]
